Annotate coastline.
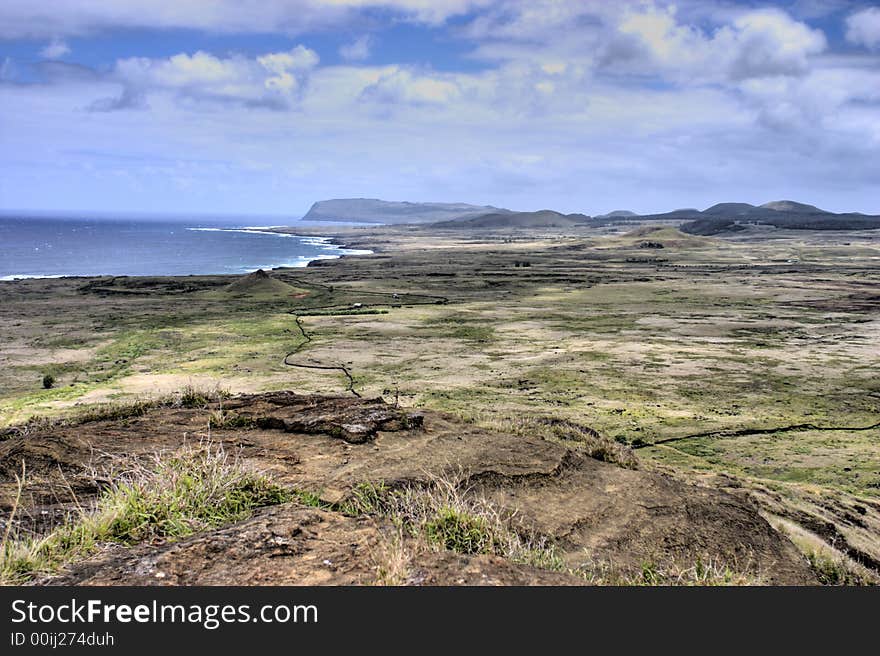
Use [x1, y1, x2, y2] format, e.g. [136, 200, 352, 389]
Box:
[0, 224, 374, 281]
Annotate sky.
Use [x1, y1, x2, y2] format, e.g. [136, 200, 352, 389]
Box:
[1, 0, 879, 217]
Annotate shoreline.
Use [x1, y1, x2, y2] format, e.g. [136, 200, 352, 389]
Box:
[0, 226, 374, 281]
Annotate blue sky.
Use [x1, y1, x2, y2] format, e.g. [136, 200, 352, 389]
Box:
[1, 0, 879, 217]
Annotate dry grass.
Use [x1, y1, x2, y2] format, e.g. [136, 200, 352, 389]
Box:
[1, 384, 230, 440]
[467, 413, 639, 469]
[771, 517, 878, 586]
[0, 441, 289, 585]
[370, 529, 424, 586]
[355, 475, 763, 586]
[805, 549, 877, 586]
[343, 474, 565, 572]
[575, 555, 764, 586]
[344, 474, 766, 585]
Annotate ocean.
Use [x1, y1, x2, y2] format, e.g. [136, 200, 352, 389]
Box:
[0, 215, 370, 279]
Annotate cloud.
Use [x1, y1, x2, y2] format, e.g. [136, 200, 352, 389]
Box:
[258, 45, 320, 93]
[463, 3, 827, 92]
[606, 6, 826, 82]
[723, 9, 827, 79]
[88, 85, 148, 112]
[339, 35, 374, 61]
[739, 65, 880, 136]
[360, 67, 462, 105]
[2, 1, 879, 216]
[40, 38, 71, 59]
[98, 46, 320, 110]
[846, 7, 880, 50]
[0, 0, 490, 39]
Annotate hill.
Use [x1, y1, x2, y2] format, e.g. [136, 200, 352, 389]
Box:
[433, 209, 591, 229]
[223, 269, 306, 297]
[595, 210, 638, 219]
[703, 202, 758, 216]
[303, 198, 510, 224]
[761, 200, 826, 213]
[615, 200, 880, 235]
[605, 225, 715, 249]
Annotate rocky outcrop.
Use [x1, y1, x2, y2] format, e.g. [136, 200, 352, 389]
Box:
[1, 393, 817, 585]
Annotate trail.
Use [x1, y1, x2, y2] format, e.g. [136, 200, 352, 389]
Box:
[634, 420, 880, 449]
[279, 286, 448, 398]
[282, 314, 361, 398]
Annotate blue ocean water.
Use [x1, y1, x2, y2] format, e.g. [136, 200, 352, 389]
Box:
[0, 215, 370, 279]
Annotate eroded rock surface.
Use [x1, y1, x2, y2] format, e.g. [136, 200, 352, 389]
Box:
[0, 393, 817, 585]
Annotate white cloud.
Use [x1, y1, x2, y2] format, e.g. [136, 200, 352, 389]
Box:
[258, 46, 320, 74]
[0, 0, 490, 38]
[104, 46, 320, 109]
[258, 46, 321, 93]
[722, 9, 827, 79]
[40, 38, 71, 59]
[739, 65, 880, 136]
[607, 6, 826, 82]
[339, 35, 374, 61]
[846, 7, 880, 50]
[2, 1, 879, 216]
[360, 67, 463, 105]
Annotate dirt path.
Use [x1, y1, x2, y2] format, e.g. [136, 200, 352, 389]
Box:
[280, 286, 449, 398]
[636, 420, 880, 449]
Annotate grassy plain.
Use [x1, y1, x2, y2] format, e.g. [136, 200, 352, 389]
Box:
[1, 223, 878, 576]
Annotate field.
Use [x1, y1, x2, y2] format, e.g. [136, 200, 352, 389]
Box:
[1, 223, 878, 581]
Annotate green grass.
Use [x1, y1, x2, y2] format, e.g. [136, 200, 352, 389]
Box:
[1, 385, 228, 436]
[573, 557, 763, 586]
[338, 475, 564, 571]
[806, 550, 876, 586]
[206, 409, 258, 431]
[0, 442, 291, 584]
[424, 507, 497, 555]
[298, 308, 389, 317]
[291, 489, 333, 510]
[449, 325, 495, 342]
[420, 313, 496, 342]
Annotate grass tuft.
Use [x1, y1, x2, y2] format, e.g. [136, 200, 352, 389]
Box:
[207, 410, 258, 431]
[0, 442, 290, 584]
[338, 474, 564, 571]
[575, 556, 762, 586]
[424, 507, 496, 555]
[806, 550, 876, 586]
